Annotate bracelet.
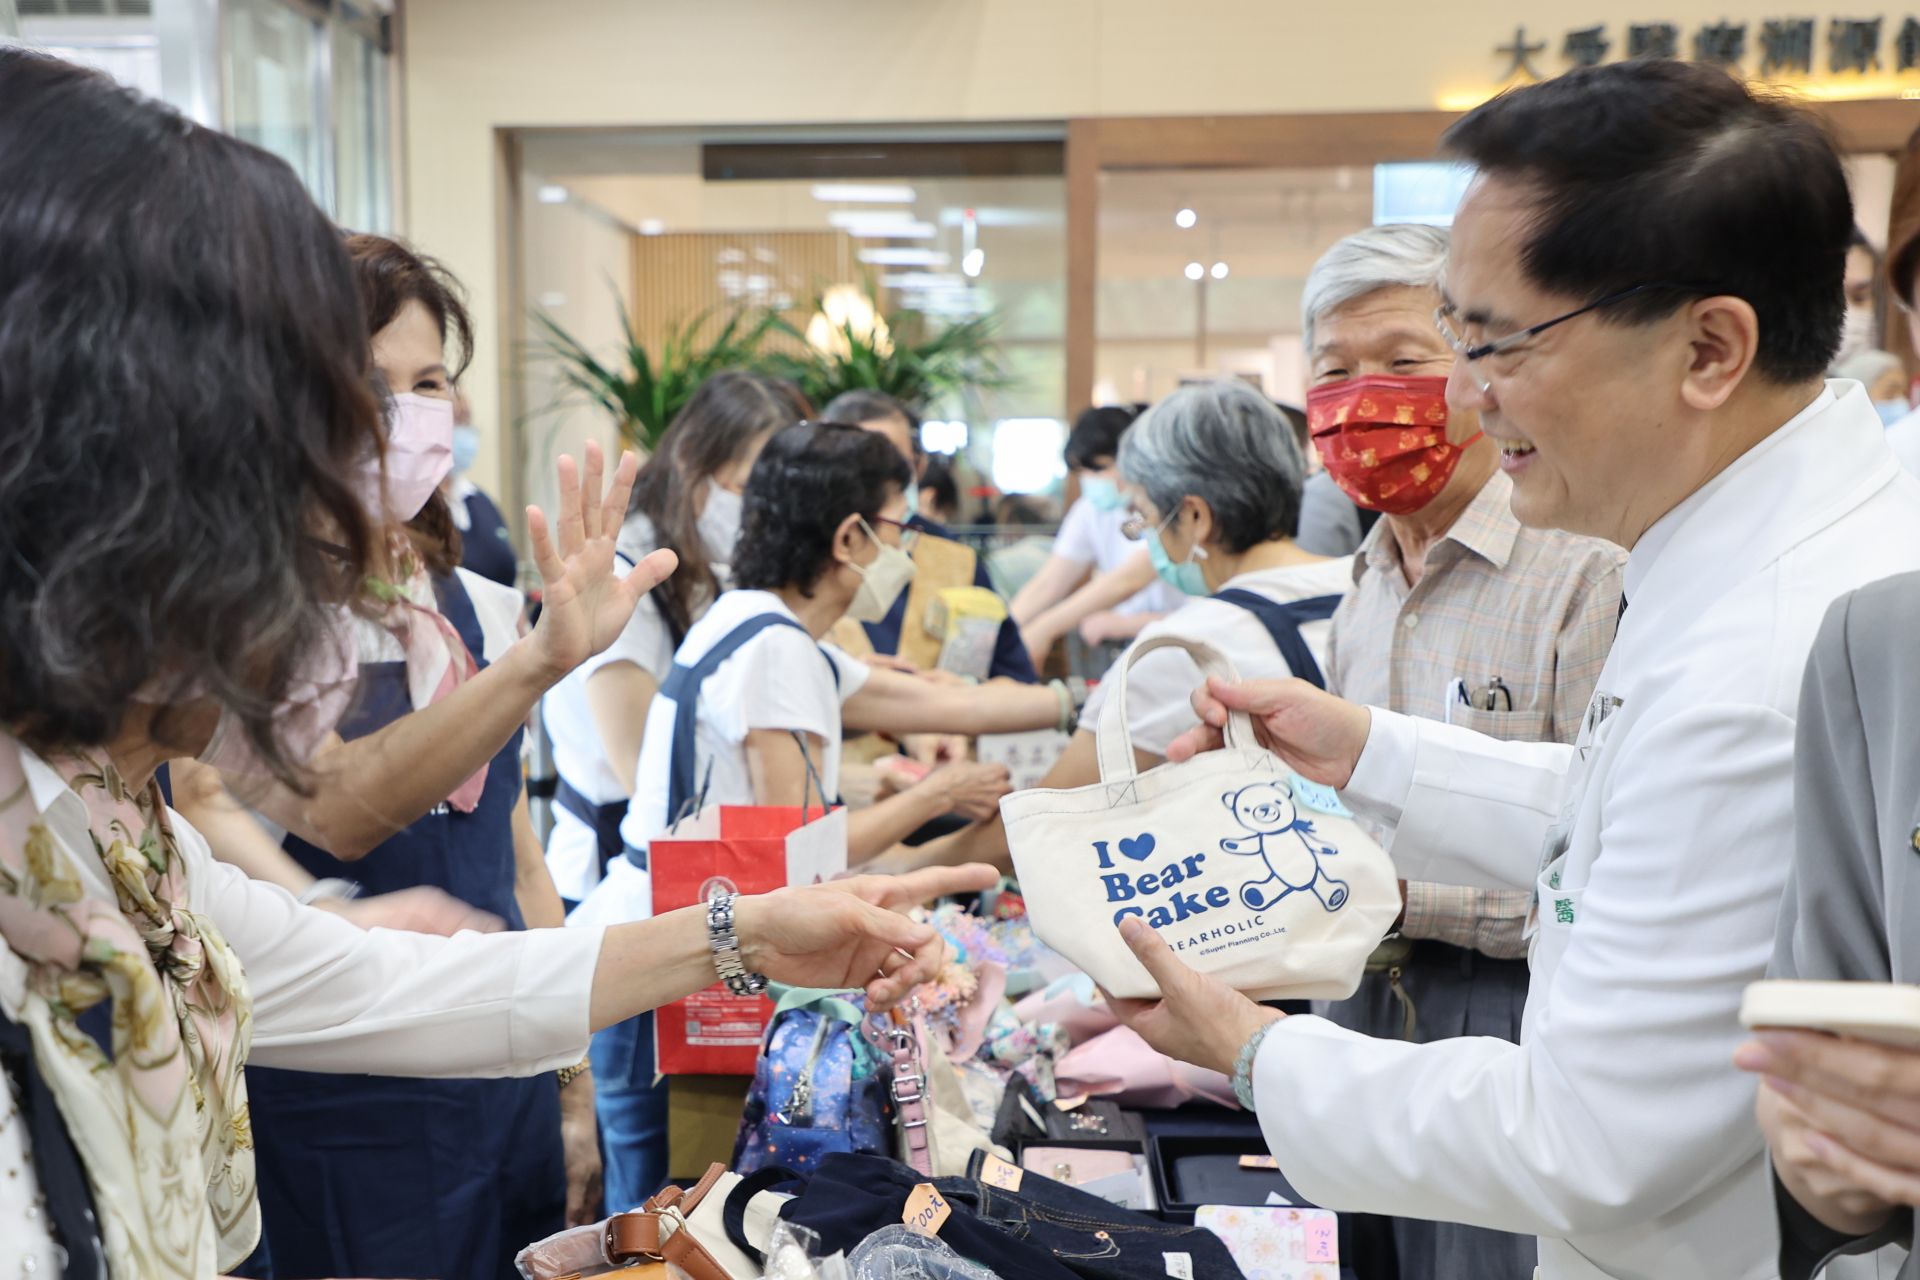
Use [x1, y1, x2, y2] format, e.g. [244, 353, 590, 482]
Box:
[297, 877, 362, 906]
[706, 888, 768, 997]
[1048, 679, 1076, 735]
[1232, 1017, 1283, 1111]
[556, 1058, 591, 1089]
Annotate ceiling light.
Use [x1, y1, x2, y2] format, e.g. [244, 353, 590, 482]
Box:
[962, 247, 986, 278]
[537, 185, 569, 204]
[828, 210, 916, 229]
[1175, 208, 1197, 229]
[811, 183, 917, 203]
[1184, 262, 1205, 281]
[638, 219, 666, 236]
[858, 248, 951, 267]
[1211, 262, 1229, 280]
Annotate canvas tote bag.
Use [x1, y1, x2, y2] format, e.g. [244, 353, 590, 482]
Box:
[1001, 635, 1399, 1001]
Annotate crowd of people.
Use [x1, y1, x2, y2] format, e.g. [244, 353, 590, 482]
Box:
[6, 42, 1920, 1280]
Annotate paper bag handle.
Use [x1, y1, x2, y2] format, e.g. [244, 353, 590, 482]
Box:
[1094, 634, 1254, 782]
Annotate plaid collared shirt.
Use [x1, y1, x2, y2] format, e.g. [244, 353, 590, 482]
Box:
[1326, 470, 1626, 959]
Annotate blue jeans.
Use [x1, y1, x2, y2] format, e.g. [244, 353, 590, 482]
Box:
[590, 1012, 669, 1213]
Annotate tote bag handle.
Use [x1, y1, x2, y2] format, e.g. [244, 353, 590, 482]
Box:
[1094, 634, 1255, 782]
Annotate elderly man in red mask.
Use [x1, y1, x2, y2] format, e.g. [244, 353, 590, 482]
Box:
[1291, 224, 1625, 1280]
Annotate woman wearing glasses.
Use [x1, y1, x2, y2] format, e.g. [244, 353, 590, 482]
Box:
[916, 381, 1348, 873]
[570, 420, 1067, 1209]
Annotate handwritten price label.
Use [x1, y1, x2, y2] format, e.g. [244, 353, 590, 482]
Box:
[1304, 1211, 1338, 1264]
[979, 1152, 1025, 1191]
[902, 1183, 952, 1236]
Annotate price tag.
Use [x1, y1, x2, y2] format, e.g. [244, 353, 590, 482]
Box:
[979, 1152, 1025, 1191]
[902, 1183, 951, 1236]
[1304, 1212, 1338, 1264]
[1238, 1153, 1280, 1170]
[1290, 773, 1353, 817]
[1163, 1252, 1194, 1279]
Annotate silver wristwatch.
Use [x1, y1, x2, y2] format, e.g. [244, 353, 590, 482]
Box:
[706, 888, 768, 997]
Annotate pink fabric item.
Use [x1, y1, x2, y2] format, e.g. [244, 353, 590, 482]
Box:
[197, 608, 359, 779]
[948, 959, 1007, 1061]
[1054, 1026, 1238, 1110]
[391, 592, 486, 812]
[1013, 977, 1121, 1048]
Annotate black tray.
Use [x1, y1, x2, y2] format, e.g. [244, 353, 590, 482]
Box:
[1148, 1134, 1315, 1223]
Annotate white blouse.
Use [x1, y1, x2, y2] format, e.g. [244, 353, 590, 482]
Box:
[0, 742, 608, 1272]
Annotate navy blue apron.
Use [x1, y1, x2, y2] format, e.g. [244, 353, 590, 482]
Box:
[458, 487, 519, 588]
[245, 572, 565, 1280]
[1210, 589, 1342, 689]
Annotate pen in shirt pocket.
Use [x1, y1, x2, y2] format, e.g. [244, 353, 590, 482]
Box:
[1445, 675, 1513, 722]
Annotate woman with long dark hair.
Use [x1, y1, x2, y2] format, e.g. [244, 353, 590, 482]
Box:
[0, 51, 987, 1279]
[543, 370, 807, 909]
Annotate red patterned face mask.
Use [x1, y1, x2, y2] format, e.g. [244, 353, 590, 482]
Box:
[1306, 375, 1479, 515]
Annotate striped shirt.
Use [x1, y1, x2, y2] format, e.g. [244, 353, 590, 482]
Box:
[1326, 469, 1625, 958]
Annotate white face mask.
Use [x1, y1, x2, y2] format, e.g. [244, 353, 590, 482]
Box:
[1836, 306, 1876, 368]
[845, 516, 917, 624]
[697, 479, 744, 565]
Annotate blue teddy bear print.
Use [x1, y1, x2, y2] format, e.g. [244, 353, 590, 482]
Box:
[1218, 780, 1351, 913]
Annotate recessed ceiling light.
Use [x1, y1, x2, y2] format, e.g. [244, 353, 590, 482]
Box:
[1175, 208, 1197, 229]
[1184, 262, 1205, 281]
[810, 183, 917, 203]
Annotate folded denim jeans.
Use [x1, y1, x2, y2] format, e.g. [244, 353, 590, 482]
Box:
[954, 1148, 1244, 1280]
[731, 1153, 1246, 1280]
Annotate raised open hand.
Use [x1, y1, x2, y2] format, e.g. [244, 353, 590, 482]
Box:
[522, 440, 678, 684]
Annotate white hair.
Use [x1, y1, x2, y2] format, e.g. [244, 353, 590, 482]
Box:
[1301, 224, 1451, 353]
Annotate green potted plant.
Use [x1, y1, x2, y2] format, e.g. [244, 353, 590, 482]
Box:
[530, 290, 777, 453]
[758, 285, 1012, 414]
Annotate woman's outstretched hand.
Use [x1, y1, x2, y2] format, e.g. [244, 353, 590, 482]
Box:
[734, 863, 1001, 1007]
[522, 440, 677, 684]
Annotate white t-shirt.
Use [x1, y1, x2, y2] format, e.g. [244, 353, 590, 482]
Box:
[570, 589, 870, 928]
[1051, 497, 1185, 617]
[1078, 558, 1354, 757]
[542, 514, 682, 901]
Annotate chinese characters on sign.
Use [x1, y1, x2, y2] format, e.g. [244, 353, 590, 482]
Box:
[1495, 13, 1920, 80]
[1761, 18, 1815, 74]
[1628, 22, 1680, 58]
[1496, 25, 1548, 79]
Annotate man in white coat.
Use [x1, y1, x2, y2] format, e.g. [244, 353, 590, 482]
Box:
[1105, 60, 1920, 1280]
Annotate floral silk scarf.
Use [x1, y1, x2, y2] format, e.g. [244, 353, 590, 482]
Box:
[0, 736, 255, 1278]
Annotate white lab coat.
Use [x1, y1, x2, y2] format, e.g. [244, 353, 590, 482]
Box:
[1250, 382, 1920, 1279]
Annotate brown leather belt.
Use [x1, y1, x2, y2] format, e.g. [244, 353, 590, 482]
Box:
[602, 1162, 735, 1280]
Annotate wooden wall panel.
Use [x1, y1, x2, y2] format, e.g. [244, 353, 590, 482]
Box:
[626, 229, 869, 357]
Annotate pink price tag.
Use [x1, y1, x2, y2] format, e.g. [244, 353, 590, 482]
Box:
[1305, 1212, 1338, 1264]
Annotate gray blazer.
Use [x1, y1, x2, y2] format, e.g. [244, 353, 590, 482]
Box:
[1773, 570, 1920, 1277]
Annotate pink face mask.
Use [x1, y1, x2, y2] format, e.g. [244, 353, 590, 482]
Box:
[358, 392, 455, 523]
[197, 607, 361, 778]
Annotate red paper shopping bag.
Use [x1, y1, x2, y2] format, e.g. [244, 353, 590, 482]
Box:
[649, 803, 848, 1074]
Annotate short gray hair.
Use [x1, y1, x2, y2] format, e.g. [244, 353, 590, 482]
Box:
[1117, 380, 1306, 554]
[1301, 223, 1451, 353]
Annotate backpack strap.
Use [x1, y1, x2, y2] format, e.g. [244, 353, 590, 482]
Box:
[658, 613, 839, 827]
[1210, 589, 1342, 691]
